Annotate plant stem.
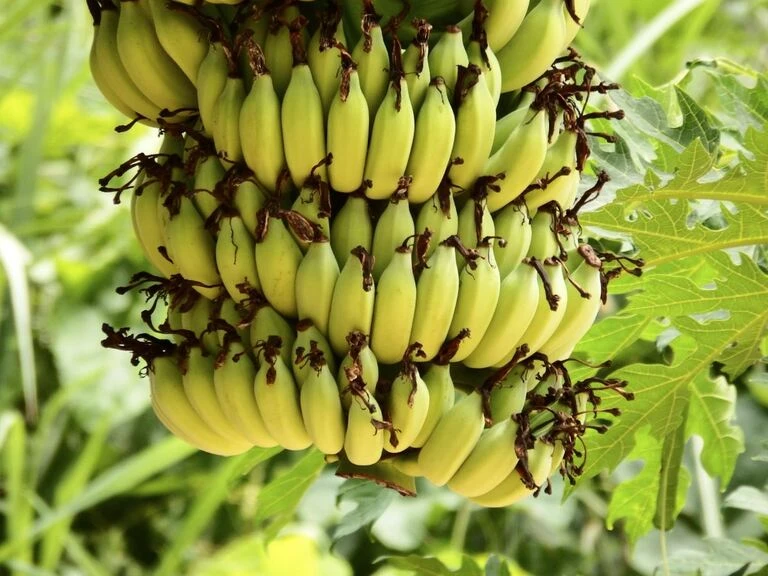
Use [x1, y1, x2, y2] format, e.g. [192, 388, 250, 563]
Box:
[691, 435, 724, 538]
[450, 500, 472, 552]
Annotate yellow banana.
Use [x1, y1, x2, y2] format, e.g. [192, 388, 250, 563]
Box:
[370, 244, 417, 365]
[344, 387, 386, 466]
[385, 362, 430, 453]
[524, 129, 579, 211]
[254, 337, 312, 451]
[401, 19, 432, 114]
[191, 151, 224, 220]
[307, 13, 345, 115]
[351, 6, 390, 122]
[295, 235, 339, 335]
[463, 261, 540, 368]
[216, 214, 261, 302]
[197, 39, 229, 136]
[291, 320, 337, 385]
[371, 182, 416, 280]
[330, 194, 373, 268]
[233, 176, 268, 236]
[496, 0, 567, 93]
[427, 25, 468, 96]
[147, 0, 209, 84]
[212, 75, 246, 166]
[327, 49, 370, 194]
[410, 362, 455, 448]
[249, 302, 296, 368]
[337, 331, 379, 409]
[457, 0, 530, 52]
[417, 391, 486, 486]
[405, 77, 456, 204]
[409, 237, 461, 362]
[264, 6, 300, 98]
[300, 351, 346, 455]
[327, 246, 376, 356]
[563, 0, 590, 48]
[414, 186, 459, 260]
[493, 201, 532, 277]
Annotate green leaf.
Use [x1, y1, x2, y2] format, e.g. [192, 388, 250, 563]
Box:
[333, 480, 397, 540]
[383, 555, 483, 576]
[724, 486, 768, 517]
[667, 538, 768, 575]
[484, 555, 512, 576]
[0, 411, 33, 573]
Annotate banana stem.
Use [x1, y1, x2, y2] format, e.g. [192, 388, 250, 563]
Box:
[605, 0, 708, 81]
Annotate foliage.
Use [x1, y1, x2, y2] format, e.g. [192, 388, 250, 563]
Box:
[0, 1, 766, 576]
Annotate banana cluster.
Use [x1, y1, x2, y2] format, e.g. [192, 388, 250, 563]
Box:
[93, 0, 639, 506]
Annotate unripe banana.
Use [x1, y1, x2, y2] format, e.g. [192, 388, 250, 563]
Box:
[300, 353, 346, 455]
[180, 296, 219, 355]
[447, 241, 502, 362]
[563, 0, 590, 48]
[249, 303, 296, 368]
[240, 42, 286, 192]
[337, 332, 379, 409]
[344, 388, 386, 466]
[183, 347, 254, 446]
[448, 418, 520, 497]
[385, 362, 430, 453]
[307, 15, 345, 115]
[217, 297, 251, 350]
[148, 0, 209, 84]
[418, 391, 486, 486]
[409, 237, 461, 362]
[491, 89, 536, 153]
[214, 343, 279, 447]
[410, 362, 455, 447]
[370, 244, 417, 365]
[291, 320, 337, 385]
[485, 109, 549, 212]
[427, 26, 468, 96]
[487, 363, 532, 423]
[456, 193, 495, 257]
[493, 202, 532, 277]
[371, 183, 416, 280]
[191, 152, 224, 220]
[463, 261, 539, 368]
[496, 0, 567, 93]
[166, 195, 223, 300]
[216, 214, 261, 302]
[295, 235, 339, 335]
[264, 6, 300, 98]
[212, 75, 246, 166]
[351, 10, 390, 122]
[401, 19, 432, 114]
[414, 187, 459, 260]
[330, 195, 373, 268]
[233, 177, 268, 235]
[327, 246, 376, 356]
[457, 0, 530, 52]
[470, 441, 555, 507]
[253, 209, 303, 318]
[467, 39, 502, 107]
[150, 355, 251, 455]
[197, 40, 229, 136]
[363, 58, 416, 201]
[327, 50, 370, 193]
[254, 339, 312, 450]
[116, 0, 197, 114]
[237, 8, 269, 88]
[391, 452, 422, 477]
[290, 167, 332, 252]
[405, 78, 456, 204]
[525, 130, 579, 211]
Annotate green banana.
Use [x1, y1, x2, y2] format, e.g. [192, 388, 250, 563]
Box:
[337, 331, 379, 409]
[197, 39, 229, 136]
[307, 13, 345, 115]
[417, 391, 486, 486]
[563, 0, 590, 48]
[291, 320, 337, 385]
[524, 129, 579, 211]
[216, 296, 251, 350]
[487, 363, 533, 423]
[216, 214, 261, 302]
[290, 166, 332, 251]
[249, 302, 296, 368]
[327, 246, 376, 356]
[410, 362, 455, 447]
[233, 176, 268, 235]
[212, 74, 246, 166]
[330, 194, 373, 268]
[300, 350, 346, 455]
[457, 0, 530, 52]
[491, 89, 536, 154]
[371, 182, 416, 280]
[401, 19, 432, 114]
[295, 234, 339, 335]
[385, 361, 430, 453]
[180, 296, 219, 354]
[351, 5, 390, 122]
[493, 201, 532, 277]
[191, 151, 224, 220]
[456, 191, 495, 257]
[427, 25, 468, 96]
[263, 6, 299, 98]
[467, 39, 502, 107]
[414, 186, 459, 260]
[148, 0, 210, 84]
[370, 244, 417, 365]
[344, 390, 386, 466]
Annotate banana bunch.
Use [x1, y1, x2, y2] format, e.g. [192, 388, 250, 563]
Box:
[93, 0, 641, 508]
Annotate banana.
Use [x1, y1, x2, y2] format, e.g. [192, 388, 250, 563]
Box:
[295, 235, 339, 335]
[466, 39, 502, 108]
[337, 332, 379, 409]
[370, 244, 417, 365]
[344, 387, 386, 466]
[417, 391, 486, 486]
[150, 355, 251, 455]
[427, 25, 468, 96]
[90, 2, 162, 123]
[405, 77, 456, 204]
[165, 195, 223, 300]
[330, 194, 373, 268]
[197, 39, 230, 137]
[524, 129, 579, 211]
[116, 0, 197, 114]
[216, 214, 261, 302]
[414, 187, 459, 260]
[448, 417, 519, 497]
[237, 6, 269, 88]
[456, 191, 495, 257]
[233, 176, 268, 236]
[493, 201, 532, 277]
[410, 362, 455, 447]
[191, 151, 224, 220]
[213, 342, 279, 448]
[390, 452, 422, 477]
[253, 209, 303, 318]
[409, 237, 461, 362]
[249, 303, 296, 368]
[300, 351, 346, 455]
[538, 245, 603, 360]
[446, 240, 502, 362]
[385, 362, 430, 453]
[351, 4, 390, 122]
[307, 13, 345, 115]
[446, 64, 496, 191]
[254, 338, 312, 450]
[563, 0, 590, 48]
[291, 320, 337, 385]
[371, 182, 416, 280]
[457, 0, 530, 52]
[401, 19, 432, 114]
[212, 74, 246, 166]
[327, 49, 370, 194]
[487, 363, 533, 423]
[282, 30, 328, 188]
[496, 0, 567, 93]
[491, 89, 536, 154]
[180, 296, 219, 354]
[469, 440, 555, 507]
[290, 166, 332, 251]
[240, 42, 286, 192]
[264, 6, 300, 98]
[327, 246, 376, 356]
[147, 0, 209, 84]
[182, 347, 254, 446]
[363, 45, 416, 201]
[484, 108, 549, 212]
[463, 260, 540, 368]
[217, 296, 251, 350]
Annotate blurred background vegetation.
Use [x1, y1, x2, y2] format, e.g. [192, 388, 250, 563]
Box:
[0, 0, 766, 574]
